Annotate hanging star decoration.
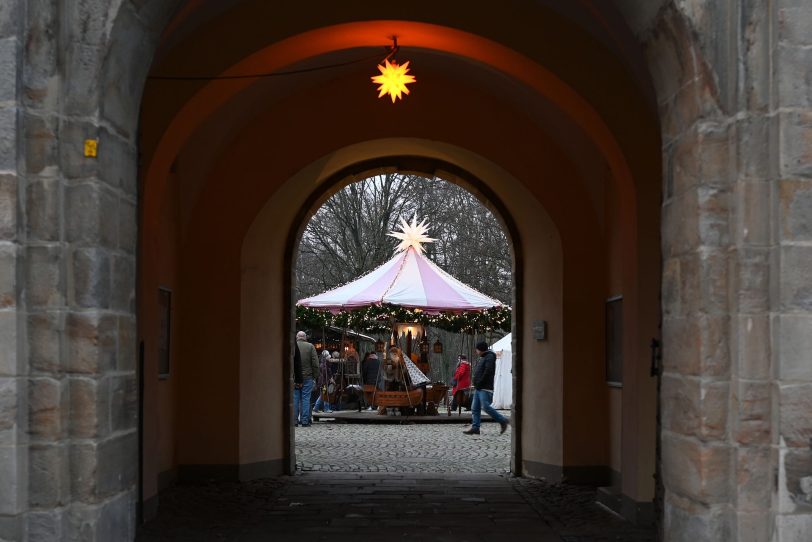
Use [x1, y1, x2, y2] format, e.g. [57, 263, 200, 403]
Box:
[388, 215, 436, 254]
[371, 59, 416, 103]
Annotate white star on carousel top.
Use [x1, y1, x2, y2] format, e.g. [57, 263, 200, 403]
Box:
[388, 215, 436, 254]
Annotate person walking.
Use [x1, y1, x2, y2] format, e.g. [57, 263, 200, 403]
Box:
[296, 331, 319, 427]
[463, 341, 509, 435]
[313, 350, 334, 414]
[292, 339, 304, 426]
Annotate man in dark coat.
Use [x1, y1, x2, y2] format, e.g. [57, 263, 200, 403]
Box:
[292, 340, 304, 425]
[463, 341, 509, 435]
[296, 331, 319, 426]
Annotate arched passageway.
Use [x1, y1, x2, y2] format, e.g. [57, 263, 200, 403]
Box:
[136, 0, 660, 530]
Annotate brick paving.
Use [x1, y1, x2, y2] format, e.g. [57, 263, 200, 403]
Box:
[138, 421, 655, 541]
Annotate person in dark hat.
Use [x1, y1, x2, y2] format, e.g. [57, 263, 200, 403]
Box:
[463, 341, 509, 435]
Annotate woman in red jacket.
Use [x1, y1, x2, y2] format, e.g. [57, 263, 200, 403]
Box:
[450, 355, 471, 411]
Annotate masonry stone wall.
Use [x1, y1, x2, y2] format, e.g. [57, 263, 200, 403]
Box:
[633, 1, 812, 541]
[0, 1, 172, 540]
[0, 0, 809, 541]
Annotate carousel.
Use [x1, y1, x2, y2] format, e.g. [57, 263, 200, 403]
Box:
[297, 216, 509, 416]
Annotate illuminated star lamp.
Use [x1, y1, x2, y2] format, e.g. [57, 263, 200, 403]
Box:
[371, 39, 416, 103]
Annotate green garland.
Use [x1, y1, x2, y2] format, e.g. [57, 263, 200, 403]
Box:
[296, 304, 511, 334]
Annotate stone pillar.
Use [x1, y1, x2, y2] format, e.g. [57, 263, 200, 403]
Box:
[773, 0, 812, 538]
[0, 1, 25, 540]
[645, 1, 812, 540]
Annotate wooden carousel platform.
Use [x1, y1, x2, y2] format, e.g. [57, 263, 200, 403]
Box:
[311, 409, 510, 424]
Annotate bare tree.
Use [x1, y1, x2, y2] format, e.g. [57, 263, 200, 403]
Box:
[295, 174, 512, 303]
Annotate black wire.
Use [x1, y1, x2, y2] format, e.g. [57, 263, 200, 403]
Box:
[147, 50, 390, 81]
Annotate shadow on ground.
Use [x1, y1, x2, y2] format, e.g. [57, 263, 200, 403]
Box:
[137, 473, 655, 542]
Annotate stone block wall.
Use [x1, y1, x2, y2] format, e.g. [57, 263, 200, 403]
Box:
[0, 0, 170, 540]
[635, 1, 812, 540]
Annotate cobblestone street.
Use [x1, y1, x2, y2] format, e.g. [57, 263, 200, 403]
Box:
[138, 421, 656, 541]
[295, 418, 511, 473]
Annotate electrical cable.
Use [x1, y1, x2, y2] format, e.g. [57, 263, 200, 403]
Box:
[148, 44, 399, 81]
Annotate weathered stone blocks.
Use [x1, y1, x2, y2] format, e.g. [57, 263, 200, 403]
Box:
[733, 247, 771, 313]
[25, 244, 63, 308]
[737, 315, 771, 380]
[69, 377, 110, 439]
[26, 177, 59, 241]
[783, 448, 812, 506]
[778, 383, 812, 448]
[0, 445, 25, 516]
[779, 179, 812, 241]
[779, 110, 812, 178]
[63, 43, 103, 117]
[66, 181, 118, 248]
[0, 312, 17, 376]
[664, 314, 730, 377]
[118, 198, 137, 252]
[116, 316, 136, 372]
[70, 432, 138, 503]
[66, 490, 135, 542]
[26, 509, 66, 541]
[97, 128, 136, 191]
[110, 375, 137, 433]
[734, 182, 771, 247]
[23, 112, 57, 175]
[0, 37, 19, 102]
[776, 314, 812, 380]
[778, 45, 812, 109]
[779, 245, 812, 311]
[734, 446, 772, 512]
[28, 377, 66, 441]
[662, 433, 732, 503]
[0, 243, 16, 309]
[664, 491, 733, 542]
[0, 377, 19, 437]
[0, 174, 17, 240]
[111, 254, 134, 312]
[662, 375, 728, 439]
[65, 312, 117, 374]
[28, 443, 69, 508]
[0, 107, 16, 172]
[28, 311, 62, 374]
[733, 381, 771, 446]
[70, 247, 111, 309]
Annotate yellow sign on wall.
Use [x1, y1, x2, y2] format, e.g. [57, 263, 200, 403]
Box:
[84, 139, 98, 158]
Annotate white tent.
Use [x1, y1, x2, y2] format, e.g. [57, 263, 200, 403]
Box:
[491, 333, 513, 409]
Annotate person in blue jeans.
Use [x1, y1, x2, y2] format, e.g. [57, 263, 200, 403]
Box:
[295, 331, 320, 426]
[313, 350, 334, 413]
[292, 340, 305, 425]
[464, 341, 509, 435]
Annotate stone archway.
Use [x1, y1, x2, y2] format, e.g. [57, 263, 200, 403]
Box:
[3, 1, 810, 541]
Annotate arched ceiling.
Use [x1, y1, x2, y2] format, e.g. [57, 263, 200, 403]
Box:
[139, 0, 662, 248]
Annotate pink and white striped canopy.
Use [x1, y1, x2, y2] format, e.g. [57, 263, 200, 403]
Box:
[297, 246, 503, 313]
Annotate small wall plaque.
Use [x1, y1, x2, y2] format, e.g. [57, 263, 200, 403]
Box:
[532, 320, 547, 341]
[84, 138, 98, 158]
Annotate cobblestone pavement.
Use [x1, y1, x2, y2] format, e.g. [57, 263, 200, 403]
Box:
[138, 422, 655, 541]
[137, 473, 655, 541]
[295, 419, 511, 473]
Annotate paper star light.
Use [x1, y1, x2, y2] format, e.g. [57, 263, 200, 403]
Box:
[371, 59, 416, 103]
[388, 215, 436, 254]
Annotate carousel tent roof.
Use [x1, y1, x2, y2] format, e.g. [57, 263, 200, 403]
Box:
[297, 245, 504, 313]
